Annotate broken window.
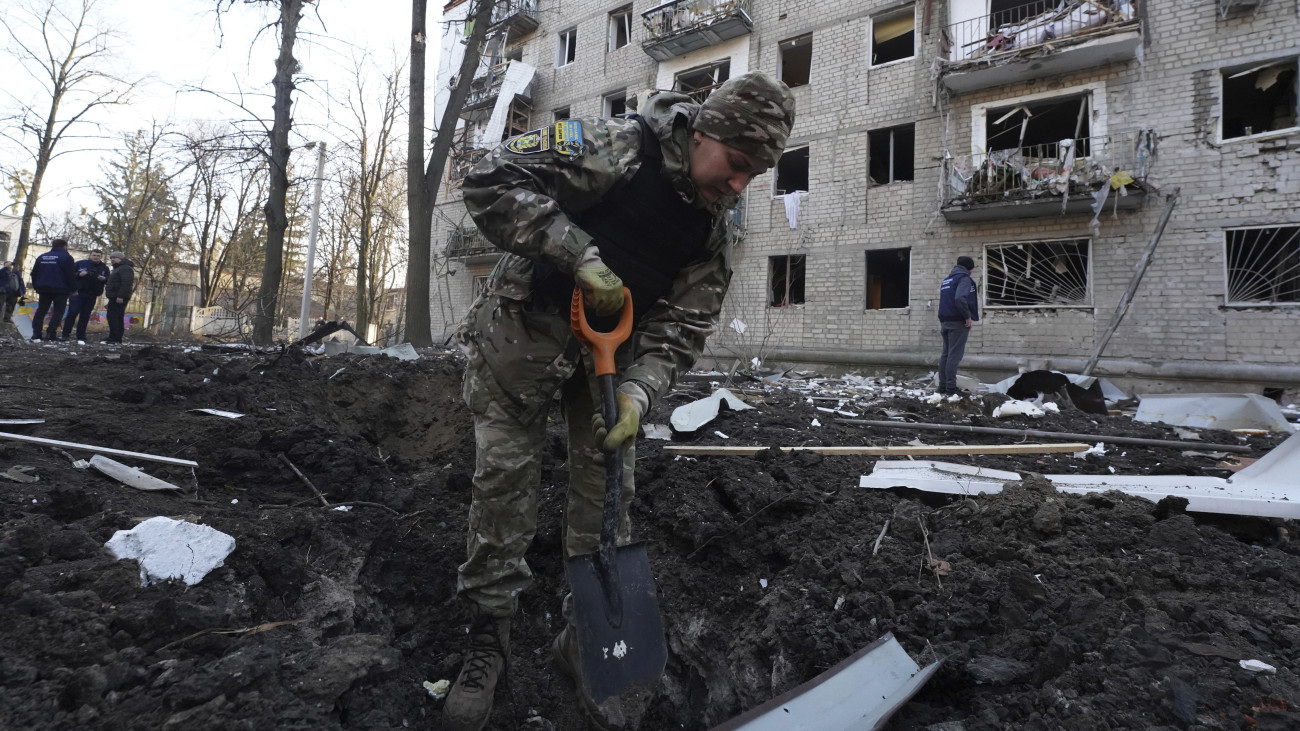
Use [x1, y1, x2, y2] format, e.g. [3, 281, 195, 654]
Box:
[871, 5, 915, 66]
[1225, 226, 1300, 305]
[1221, 60, 1298, 140]
[985, 239, 1090, 307]
[865, 248, 911, 309]
[779, 34, 812, 88]
[774, 146, 809, 196]
[985, 93, 1092, 156]
[473, 275, 490, 300]
[868, 124, 915, 185]
[603, 91, 627, 118]
[553, 106, 570, 122]
[557, 27, 577, 67]
[609, 5, 633, 51]
[674, 60, 731, 102]
[769, 255, 806, 307]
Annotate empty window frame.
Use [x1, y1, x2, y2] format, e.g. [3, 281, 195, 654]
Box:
[868, 124, 915, 185]
[871, 5, 915, 67]
[865, 248, 910, 309]
[779, 34, 812, 88]
[769, 255, 806, 307]
[609, 5, 633, 51]
[557, 27, 578, 67]
[1224, 226, 1300, 305]
[985, 239, 1091, 308]
[985, 93, 1092, 156]
[603, 91, 628, 117]
[473, 275, 490, 300]
[553, 106, 571, 122]
[774, 146, 810, 196]
[1221, 60, 1298, 140]
[674, 60, 731, 102]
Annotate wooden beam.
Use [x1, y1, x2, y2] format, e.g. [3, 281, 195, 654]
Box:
[663, 443, 1091, 457]
[0, 432, 199, 467]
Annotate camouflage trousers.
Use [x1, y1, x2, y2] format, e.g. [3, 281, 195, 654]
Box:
[457, 359, 636, 619]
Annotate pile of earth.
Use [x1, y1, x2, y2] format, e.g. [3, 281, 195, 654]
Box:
[0, 340, 1297, 730]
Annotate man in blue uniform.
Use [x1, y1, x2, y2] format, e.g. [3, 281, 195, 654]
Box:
[937, 255, 979, 395]
[28, 238, 77, 342]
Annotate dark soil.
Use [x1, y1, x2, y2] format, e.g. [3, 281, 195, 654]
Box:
[1, 340, 1297, 730]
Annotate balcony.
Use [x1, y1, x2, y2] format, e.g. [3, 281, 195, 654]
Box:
[445, 226, 496, 260]
[641, 0, 753, 62]
[939, 0, 1141, 94]
[447, 143, 488, 189]
[941, 130, 1156, 222]
[490, 0, 538, 43]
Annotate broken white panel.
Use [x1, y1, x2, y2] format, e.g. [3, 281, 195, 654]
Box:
[1135, 393, 1295, 433]
[90, 455, 184, 492]
[859, 461, 1020, 495]
[105, 516, 236, 587]
[641, 424, 673, 440]
[12, 312, 34, 340]
[729, 317, 746, 334]
[670, 388, 754, 432]
[477, 61, 536, 147]
[711, 633, 940, 731]
[993, 399, 1044, 418]
[189, 408, 244, 419]
[380, 343, 420, 361]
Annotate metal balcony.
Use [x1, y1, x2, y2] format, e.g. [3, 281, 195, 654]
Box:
[939, 0, 1141, 94]
[447, 144, 489, 189]
[445, 226, 496, 259]
[490, 0, 538, 43]
[641, 0, 753, 62]
[941, 130, 1157, 222]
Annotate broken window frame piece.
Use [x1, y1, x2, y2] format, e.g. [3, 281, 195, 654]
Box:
[603, 90, 628, 117]
[864, 248, 912, 310]
[473, 274, 491, 300]
[557, 27, 578, 67]
[868, 124, 916, 186]
[769, 254, 807, 307]
[1223, 226, 1300, 307]
[1220, 59, 1299, 142]
[553, 106, 570, 122]
[870, 4, 916, 67]
[774, 145, 810, 197]
[984, 238, 1092, 308]
[779, 33, 812, 88]
[609, 5, 633, 51]
[674, 59, 732, 102]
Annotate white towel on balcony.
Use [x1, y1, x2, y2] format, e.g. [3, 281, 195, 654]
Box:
[784, 191, 804, 229]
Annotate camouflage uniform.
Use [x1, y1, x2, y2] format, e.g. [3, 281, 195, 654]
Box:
[454, 75, 795, 618]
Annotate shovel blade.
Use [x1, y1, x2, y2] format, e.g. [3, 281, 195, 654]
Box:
[566, 542, 667, 703]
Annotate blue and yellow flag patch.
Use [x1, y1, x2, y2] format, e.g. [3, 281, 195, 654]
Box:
[505, 120, 585, 157]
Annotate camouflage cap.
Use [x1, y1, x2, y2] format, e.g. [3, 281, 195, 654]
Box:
[693, 72, 796, 169]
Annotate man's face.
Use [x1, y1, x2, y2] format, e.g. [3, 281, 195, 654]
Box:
[90, 252, 102, 262]
[689, 132, 766, 204]
[110, 256, 121, 265]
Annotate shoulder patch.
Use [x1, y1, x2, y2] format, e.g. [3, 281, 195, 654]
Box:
[553, 120, 586, 157]
[506, 127, 551, 155]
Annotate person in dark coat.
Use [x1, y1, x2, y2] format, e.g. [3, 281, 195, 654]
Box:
[1, 260, 25, 323]
[103, 251, 135, 344]
[28, 238, 77, 341]
[937, 255, 980, 395]
[62, 248, 110, 343]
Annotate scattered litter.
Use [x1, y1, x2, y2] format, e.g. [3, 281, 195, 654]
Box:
[759, 578, 768, 589]
[332, 505, 353, 512]
[729, 317, 746, 334]
[714, 431, 730, 439]
[90, 455, 184, 492]
[1239, 659, 1276, 674]
[231, 499, 238, 504]
[0, 465, 39, 483]
[1073, 442, 1106, 458]
[670, 388, 754, 432]
[906, 438, 928, 448]
[816, 406, 859, 417]
[811, 418, 821, 427]
[925, 393, 944, 405]
[1173, 428, 1201, 440]
[1181, 450, 1228, 459]
[105, 517, 236, 587]
[189, 408, 244, 419]
[1231, 428, 1270, 435]
[72, 459, 90, 469]
[0, 419, 44, 426]
[1135, 393, 1295, 433]
[1217, 457, 1258, 473]
[423, 679, 450, 700]
[329, 368, 346, 380]
[1041, 401, 1061, 414]
[380, 343, 420, 361]
[993, 399, 1045, 418]
[641, 424, 673, 440]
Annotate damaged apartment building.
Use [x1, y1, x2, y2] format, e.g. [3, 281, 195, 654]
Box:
[428, 0, 1300, 392]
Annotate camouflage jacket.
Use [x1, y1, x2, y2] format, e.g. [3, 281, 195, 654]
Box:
[457, 92, 733, 420]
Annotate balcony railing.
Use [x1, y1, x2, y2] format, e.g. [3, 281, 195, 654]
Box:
[447, 144, 488, 188]
[445, 226, 496, 259]
[941, 130, 1156, 219]
[641, 0, 753, 61]
[943, 0, 1139, 65]
[490, 0, 538, 41]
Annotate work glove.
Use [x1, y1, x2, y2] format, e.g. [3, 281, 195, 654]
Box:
[592, 382, 649, 452]
[574, 247, 624, 316]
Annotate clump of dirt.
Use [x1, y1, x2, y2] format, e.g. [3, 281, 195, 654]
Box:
[1, 342, 1297, 730]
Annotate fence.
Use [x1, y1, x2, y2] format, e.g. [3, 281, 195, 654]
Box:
[943, 0, 1138, 63]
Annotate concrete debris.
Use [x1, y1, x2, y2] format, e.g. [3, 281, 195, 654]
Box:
[1135, 393, 1295, 434]
[710, 633, 940, 731]
[1239, 659, 1277, 674]
[0, 465, 39, 483]
[90, 455, 185, 492]
[423, 679, 450, 700]
[641, 424, 673, 440]
[1072, 442, 1106, 458]
[105, 516, 236, 587]
[380, 343, 419, 361]
[670, 388, 754, 432]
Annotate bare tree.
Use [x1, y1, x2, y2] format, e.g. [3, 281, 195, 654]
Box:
[0, 0, 138, 268]
[405, 0, 495, 346]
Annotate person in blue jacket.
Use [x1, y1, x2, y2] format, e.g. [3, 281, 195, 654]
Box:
[937, 255, 980, 395]
[61, 248, 110, 343]
[1, 259, 25, 323]
[28, 238, 77, 342]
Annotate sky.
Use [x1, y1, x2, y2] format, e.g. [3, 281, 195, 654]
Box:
[1, 0, 441, 222]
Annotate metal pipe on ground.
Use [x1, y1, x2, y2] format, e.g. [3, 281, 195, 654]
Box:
[834, 418, 1254, 453]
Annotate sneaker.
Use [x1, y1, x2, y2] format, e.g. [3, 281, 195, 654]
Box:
[30, 338, 41, 343]
[552, 626, 627, 730]
[443, 608, 511, 731]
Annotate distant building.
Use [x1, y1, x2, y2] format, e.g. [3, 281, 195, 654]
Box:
[0, 213, 20, 262]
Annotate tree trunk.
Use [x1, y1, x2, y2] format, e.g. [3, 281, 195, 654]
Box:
[405, 0, 495, 345]
[14, 106, 59, 270]
[254, 0, 303, 344]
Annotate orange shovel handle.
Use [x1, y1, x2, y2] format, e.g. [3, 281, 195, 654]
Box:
[570, 286, 633, 376]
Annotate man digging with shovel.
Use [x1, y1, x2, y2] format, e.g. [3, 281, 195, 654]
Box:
[447, 73, 795, 730]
